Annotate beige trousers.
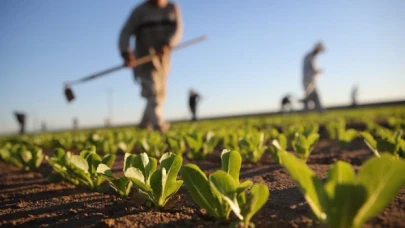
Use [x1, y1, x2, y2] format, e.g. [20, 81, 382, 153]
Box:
[133, 54, 170, 130]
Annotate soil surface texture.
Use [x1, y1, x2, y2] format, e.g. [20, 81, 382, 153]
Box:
[1, 135, 404, 227]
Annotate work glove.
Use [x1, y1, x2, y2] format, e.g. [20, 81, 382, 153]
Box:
[121, 51, 136, 67]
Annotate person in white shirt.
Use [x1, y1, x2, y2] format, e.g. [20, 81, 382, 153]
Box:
[302, 42, 325, 113]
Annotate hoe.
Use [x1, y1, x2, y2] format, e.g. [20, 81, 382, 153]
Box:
[64, 35, 207, 103]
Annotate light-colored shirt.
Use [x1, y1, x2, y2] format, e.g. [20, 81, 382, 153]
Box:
[302, 52, 321, 93]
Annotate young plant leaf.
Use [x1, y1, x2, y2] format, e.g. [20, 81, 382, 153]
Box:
[160, 152, 182, 182]
[125, 167, 150, 192]
[324, 162, 367, 228]
[102, 154, 116, 168]
[277, 151, 327, 221]
[150, 167, 167, 206]
[236, 180, 253, 195]
[96, 163, 114, 179]
[361, 132, 380, 157]
[221, 149, 241, 183]
[241, 183, 269, 226]
[180, 164, 221, 218]
[353, 154, 405, 227]
[71, 155, 89, 173]
[209, 170, 238, 198]
[86, 153, 101, 175]
[209, 170, 238, 220]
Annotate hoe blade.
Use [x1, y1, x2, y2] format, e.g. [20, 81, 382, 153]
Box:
[64, 86, 75, 102]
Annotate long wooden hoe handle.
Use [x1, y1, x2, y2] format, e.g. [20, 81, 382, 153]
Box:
[65, 35, 207, 86]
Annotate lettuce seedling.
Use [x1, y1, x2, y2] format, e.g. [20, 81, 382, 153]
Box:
[278, 151, 405, 228]
[97, 163, 133, 198]
[181, 150, 244, 219]
[185, 131, 219, 160]
[338, 129, 359, 148]
[291, 132, 319, 161]
[181, 150, 269, 226]
[116, 138, 137, 154]
[268, 128, 280, 139]
[96, 151, 137, 198]
[101, 139, 118, 154]
[325, 118, 345, 140]
[0, 143, 12, 162]
[138, 132, 168, 158]
[22, 146, 44, 171]
[269, 134, 287, 164]
[68, 146, 116, 191]
[210, 171, 269, 228]
[325, 119, 358, 147]
[387, 117, 405, 131]
[46, 148, 80, 185]
[284, 123, 319, 142]
[166, 133, 186, 156]
[222, 131, 241, 151]
[124, 152, 183, 208]
[1, 144, 44, 171]
[238, 131, 267, 162]
[360, 132, 380, 157]
[361, 130, 405, 159]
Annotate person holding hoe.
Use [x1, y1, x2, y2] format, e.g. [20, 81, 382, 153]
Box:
[14, 112, 26, 135]
[119, 0, 183, 132]
[188, 89, 201, 121]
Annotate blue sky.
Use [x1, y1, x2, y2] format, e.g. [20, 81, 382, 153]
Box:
[1, 0, 404, 134]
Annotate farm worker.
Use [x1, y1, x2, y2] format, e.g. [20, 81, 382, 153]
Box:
[351, 85, 359, 107]
[188, 89, 201, 121]
[14, 112, 26, 135]
[119, 0, 183, 132]
[280, 94, 293, 113]
[302, 42, 325, 113]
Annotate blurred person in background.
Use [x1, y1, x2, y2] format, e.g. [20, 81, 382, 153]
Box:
[14, 112, 26, 135]
[73, 117, 79, 130]
[118, 0, 183, 132]
[189, 89, 201, 121]
[280, 94, 294, 113]
[351, 85, 359, 107]
[41, 122, 47, 132]
[301, 42, 325, 113]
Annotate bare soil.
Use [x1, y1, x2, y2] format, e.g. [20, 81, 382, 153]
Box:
[1, 137, 404, 227]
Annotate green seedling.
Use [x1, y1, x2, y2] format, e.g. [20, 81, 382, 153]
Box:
[166, 134, 186, 156]
[46, 148, 80, 185]
[284, 123, 319, 142]
[222, 131, 241, 151]
[291, 132, 319, 161]
[278, 151, 405, 228]
[124, 152, 183, 208]
[1, 144, 44, 171]
[97, 163, 133, 198]
[57, 146, 116, 191]
[326, 119, 358, 147]
[269, 134, 287, 164]
[116, 137, 138, 154]
[138, 132, 168, 158]
[185, 131, 219, 160]
[238, 131, 267, 162]
[338, 129, 359, 148]
[181, 150, 269, 227]
[361, 130, 405, 159]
